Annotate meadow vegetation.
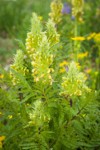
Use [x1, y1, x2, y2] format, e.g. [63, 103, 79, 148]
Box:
[0, 0, 100, 150]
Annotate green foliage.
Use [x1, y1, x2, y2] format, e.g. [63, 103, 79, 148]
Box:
[0, 0, 51, 39]
[0, 1, 100, 150]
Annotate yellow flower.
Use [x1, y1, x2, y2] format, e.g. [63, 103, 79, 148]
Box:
[0, 74, 4, 79]
[0, 136, 5, 148]
[8, 115, 13, 119]
[74, 90, 82, 96]
[75, 62, 81, 69]
[35, 77, 39, 82]
[38, 16, 43, 21]
[87, 33, 96, 40]
[71, 36, 85, 41]
[59, 68, 66, 73]
[87, 32, 100, 44]
[94, 33, 100, 42]
[0, 136, 5, 141]
[49, 0, 63, 24]
[85, 69, 91, 74]
[78, 52, 88, 59]
[59, 61, 69, 67]
[95, 71, 99, 76]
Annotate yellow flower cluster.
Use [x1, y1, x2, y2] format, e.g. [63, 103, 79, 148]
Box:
[31, 54, 54, 85]
[0, 136, 5, 148]
[87, 32, 100, 42]
[26, 32, 36, 58]
[46, 19, 60, 45]
[71, 33, 100, 43]
[72, 0, 84, 21]
[59, 60, 69, 73]
[94, 33, 100, 43]
[25, 13, 60, 85]
[59, 60, 69, 67]
[60, 62, 91, 97]
[78, 52, 88, 59]
[10, 50, 29, 85]
[49, 0, 63, 24]
[87, 33, 96, 40]
[26, 33, 54, 84]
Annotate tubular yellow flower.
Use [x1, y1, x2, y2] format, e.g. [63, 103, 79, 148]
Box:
[78, 52, 88, 59]
[0, 74, 4, 79]
[87, 32, 100, 43]
[59, 61, 69, 67]
[71, 36, 85, 41]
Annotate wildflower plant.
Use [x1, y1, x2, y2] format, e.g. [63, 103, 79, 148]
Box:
[25, 13, 60, 85]
[49, 0, 63, 25]
[72, 0, 84, 22]
[0, 2, 100, 150]
[60, 61, 91, 97]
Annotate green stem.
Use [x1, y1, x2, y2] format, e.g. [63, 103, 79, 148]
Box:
[74, 19, 78, 62]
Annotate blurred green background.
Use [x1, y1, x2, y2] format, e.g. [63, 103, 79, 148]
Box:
[0, 0, 51, 66]
[0, 0, 100, 67]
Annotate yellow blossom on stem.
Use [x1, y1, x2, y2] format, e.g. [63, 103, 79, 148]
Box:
[77, 52, 88, 59]
[59, 61, 69, 67]
[71, 36, 85, 41]
[87, 32, 96, 40]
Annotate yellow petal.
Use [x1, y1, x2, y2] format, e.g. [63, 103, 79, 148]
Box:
[0, 136, 5, 141]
